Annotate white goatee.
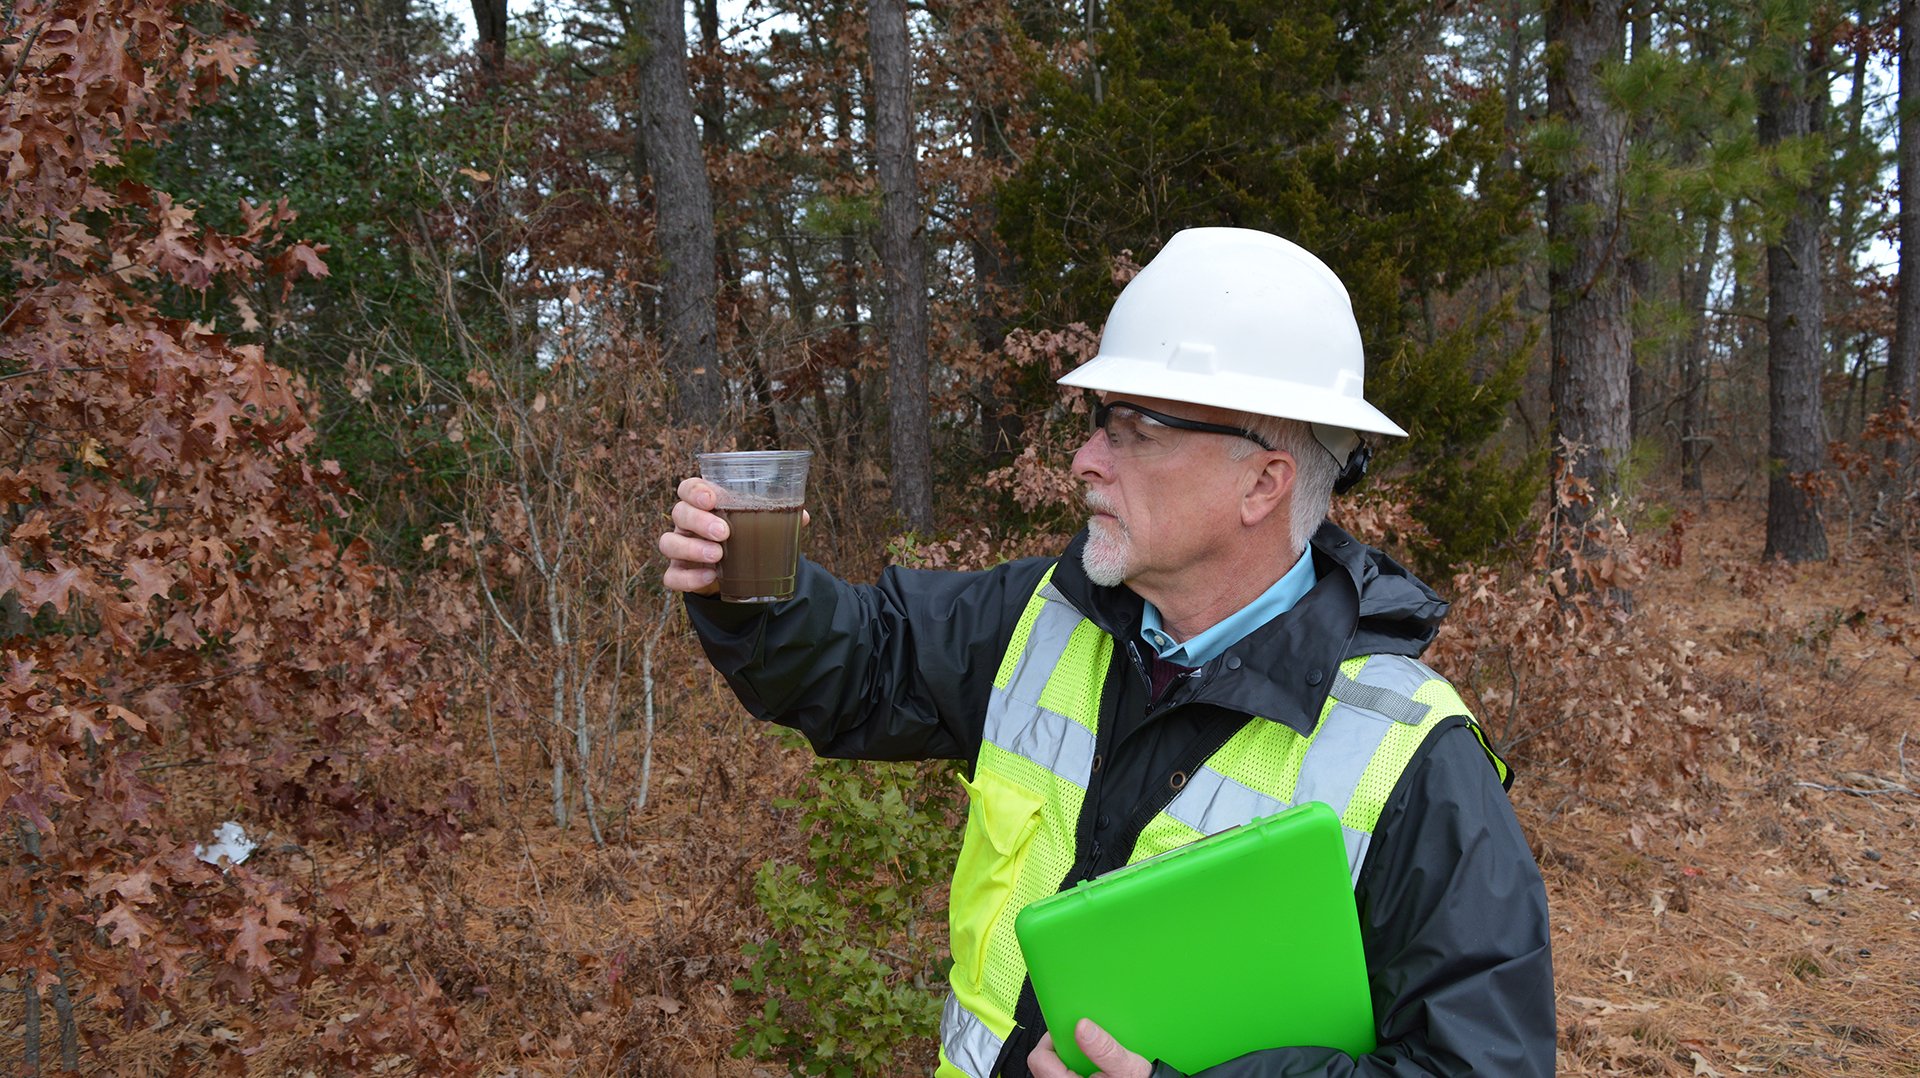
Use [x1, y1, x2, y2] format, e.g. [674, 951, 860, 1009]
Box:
[1080, 493, 1130, 587]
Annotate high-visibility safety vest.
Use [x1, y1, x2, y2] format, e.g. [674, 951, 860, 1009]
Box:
[936, 570, 1506, 1078]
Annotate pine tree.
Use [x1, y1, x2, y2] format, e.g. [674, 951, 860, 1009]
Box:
[1892, 0, 1920, 412]
[1756, 1, 1832, 562]
[1544, 0, 1632, 578]
[870, 0, 935, 531]
[997, 0, 1536, 565]
[638, 0, 726, 425]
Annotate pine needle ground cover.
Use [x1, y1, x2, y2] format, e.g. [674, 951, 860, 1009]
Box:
[13, 495, 1910, 1077]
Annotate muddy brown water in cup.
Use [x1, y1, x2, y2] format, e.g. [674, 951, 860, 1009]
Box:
[715, 502, 803, 602]
[695, 450, 811, 603]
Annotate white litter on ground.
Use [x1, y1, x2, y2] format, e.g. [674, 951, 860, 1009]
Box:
[194, 821, 257, 867]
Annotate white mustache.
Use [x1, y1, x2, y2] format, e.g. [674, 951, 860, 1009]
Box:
[1084, 492, 1124, 531]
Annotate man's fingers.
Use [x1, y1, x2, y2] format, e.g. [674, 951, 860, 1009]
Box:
[662, 565, 720, 594]
[672, 499, 729, 542]
[1026, 1032, 1070, 1078]
[661, 477, 728, 596]
[676, 476, 719, 509]
[1074, 1018, 1152, 1078]
[658, 522, 723, 564]
[1076, 1017, 1118, 1061]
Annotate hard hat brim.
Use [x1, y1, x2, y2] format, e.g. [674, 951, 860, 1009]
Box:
[1058, 355, 1409, 439]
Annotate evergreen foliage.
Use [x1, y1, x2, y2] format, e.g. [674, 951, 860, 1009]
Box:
[996, 0, 1539, 566]
[144, 1, 493, 563]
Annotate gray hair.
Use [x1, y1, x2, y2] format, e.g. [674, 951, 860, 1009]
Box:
[1229, 414, 1336, 558]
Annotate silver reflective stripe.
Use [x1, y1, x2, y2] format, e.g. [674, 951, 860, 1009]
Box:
[1342, 830, 1373, 888]
[1329, 672, 1429, 725]
[1291, 656, 1432, 881]
[1349, 653, 1443, 698]
[997, 584, 1083, 703]
[941, 993, 1002, 1078]
[1291, 700, 1393, 820]
[1163, 764, 1285, 835]
[983, 692, 1096, 788]
[980, 584, 1097, 788]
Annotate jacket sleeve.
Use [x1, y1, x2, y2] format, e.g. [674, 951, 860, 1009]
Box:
[1151, 723, 1557, 1078]
[684, 554, 1055, 763]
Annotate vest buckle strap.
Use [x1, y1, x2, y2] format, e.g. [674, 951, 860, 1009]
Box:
[1330, 671, 1431, 725]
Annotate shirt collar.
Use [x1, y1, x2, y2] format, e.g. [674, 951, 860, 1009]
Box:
[1138, 549, 1318, 667]
[1050, 523, 1386, 737]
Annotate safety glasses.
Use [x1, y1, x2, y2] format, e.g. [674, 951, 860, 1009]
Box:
[1090, 399, 1275, 459]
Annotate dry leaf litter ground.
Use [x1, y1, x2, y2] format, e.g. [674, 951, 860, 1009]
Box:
[1530, 502, 1920, 1077]
[92, 494, 1920, 1077]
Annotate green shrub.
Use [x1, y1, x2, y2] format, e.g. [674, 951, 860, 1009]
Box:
[735, 750, 963, 1077]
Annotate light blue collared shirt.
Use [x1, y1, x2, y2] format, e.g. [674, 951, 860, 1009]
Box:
[1138, 550, 1317, 667]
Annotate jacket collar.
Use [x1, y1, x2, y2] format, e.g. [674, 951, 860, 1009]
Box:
[1049, 521, 1443, 736]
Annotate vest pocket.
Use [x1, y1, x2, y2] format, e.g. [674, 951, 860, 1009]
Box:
[949, 769, 1045, 990]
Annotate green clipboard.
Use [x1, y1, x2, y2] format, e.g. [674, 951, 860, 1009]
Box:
[1012, 801, 1376, 1076]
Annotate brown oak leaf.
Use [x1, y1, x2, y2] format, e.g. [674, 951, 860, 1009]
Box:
[97, 901, 153, 949]
[288, 243, 329, 279]
[194, 391, 244, 447]
[86, 864, 164, 904]
[121, 557, 174, 605]
[21, 562, 86, 614]
[226, 907, 297, 973]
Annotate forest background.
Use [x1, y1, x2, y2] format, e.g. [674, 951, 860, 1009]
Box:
[4, 0, 1920, 1073]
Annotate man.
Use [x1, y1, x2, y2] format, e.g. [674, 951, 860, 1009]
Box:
[659, 228, 1555, 1077]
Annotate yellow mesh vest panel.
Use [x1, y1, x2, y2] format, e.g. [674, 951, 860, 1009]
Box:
[1337, 655, 1474, 834]
[1130, 656, 1488, 868]
[949, 571, 1109, 1034]
[992, 577, 1054, 690]
[978, 636, 1106, 1013]
[950, 573, 1502, 1055]
[1129, 716, 1312, 861]
[1129, 814, 1207, 863]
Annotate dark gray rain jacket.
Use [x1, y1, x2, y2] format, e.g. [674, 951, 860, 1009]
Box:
[688, 521, 1556, 1077]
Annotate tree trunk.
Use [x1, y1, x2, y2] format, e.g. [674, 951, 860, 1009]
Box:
[471, 0, 508, 89]
[1679, 211, 1721, 494]
[637, 0, 725, 425]
[1625, 1, 1654, 444]
[288, 0, 321, 140]
[697, 0, 777, 445]
[1676, 18, 1725, 497]
[467, 0, 510, 325]
[1498, 0, 1526, 175]
[1892, 0, 1920, 414]
[868, 0, 934, 532]
[772, 206, 831, 445]
[695, 0, 727, 148]
[1758, 35, 1830, 563]
[1085, 0, 1105, 104]
[971, 85, 1021, 467]
[833, 86, 866, 461]
[358, 0, 411, 77]
[1831, 12, 1874, 445]
[1545, 0, 1632, 568]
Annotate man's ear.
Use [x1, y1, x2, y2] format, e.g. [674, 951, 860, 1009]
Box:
[1241, 450, 1295, 527]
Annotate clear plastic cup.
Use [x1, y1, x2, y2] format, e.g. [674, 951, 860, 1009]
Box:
[695, 450, 812, 602]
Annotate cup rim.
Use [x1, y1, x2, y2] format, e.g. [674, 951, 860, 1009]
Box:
[696, 450, 814, 465]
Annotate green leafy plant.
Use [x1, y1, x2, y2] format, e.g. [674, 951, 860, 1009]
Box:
[735, 747, 963, 1077]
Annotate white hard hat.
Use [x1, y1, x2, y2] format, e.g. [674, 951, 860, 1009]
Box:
[1058, 227, 1406, 461]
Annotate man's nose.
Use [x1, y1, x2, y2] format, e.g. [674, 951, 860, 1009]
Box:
[1071, 430, 1111, 484]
